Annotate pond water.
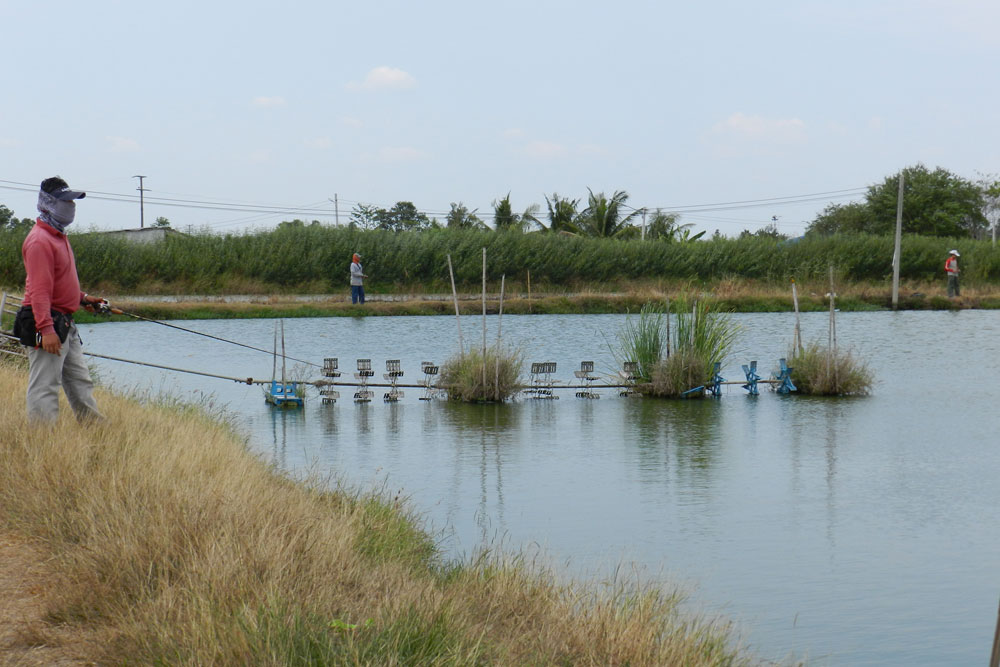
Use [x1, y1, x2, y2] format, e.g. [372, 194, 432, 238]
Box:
[81, 310, 1000, 665]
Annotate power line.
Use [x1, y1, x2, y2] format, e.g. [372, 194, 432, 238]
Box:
[0, 177, 868, 228]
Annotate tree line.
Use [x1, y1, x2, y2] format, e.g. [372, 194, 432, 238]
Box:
[3, 164, 997, 241]
[337, 189, 705, 243]
[807, 165, 1000, 238]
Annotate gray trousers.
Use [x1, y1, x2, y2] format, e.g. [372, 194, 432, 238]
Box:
[25, 324, 103, 424]
[947, 274, 960, 297]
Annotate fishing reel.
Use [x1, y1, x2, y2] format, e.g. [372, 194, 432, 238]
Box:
[85, 298, 113, 315]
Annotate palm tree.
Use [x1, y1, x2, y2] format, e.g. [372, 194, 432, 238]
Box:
[576, 189, 642, 239]
[491, 193, 540, 232]
[644, 209, 704, 242]
[543, 193, 580, 234]
[445, 202, 487, 230]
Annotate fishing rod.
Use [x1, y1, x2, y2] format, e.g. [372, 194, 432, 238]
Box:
[91, 300, 321, 368]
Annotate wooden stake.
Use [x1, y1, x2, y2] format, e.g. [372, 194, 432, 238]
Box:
[527, 270, 531, 313]
[447, 254, 464, 354]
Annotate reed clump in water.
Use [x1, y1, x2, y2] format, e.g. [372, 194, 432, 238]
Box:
[615, 301, 740, 398]
[613, 302, 669, 384]
[0, 358, 754, 665]
[788, 342, 874, 396]
[439, 344, 524, 402]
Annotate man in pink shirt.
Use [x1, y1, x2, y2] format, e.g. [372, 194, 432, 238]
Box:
[20, 176, 106, 423]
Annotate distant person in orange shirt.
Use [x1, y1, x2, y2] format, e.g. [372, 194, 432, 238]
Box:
[350, 252, 367, 304]
[945, 249, 960, 298]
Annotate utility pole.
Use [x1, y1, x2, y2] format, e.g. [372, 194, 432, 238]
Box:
[891, 172, 904, 310]
[133, 175, 148, 228]
[328, 194, 340, 226]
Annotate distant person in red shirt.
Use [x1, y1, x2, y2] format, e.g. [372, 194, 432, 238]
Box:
[945, 249, 960, 298]
[19, 176, 106, 423]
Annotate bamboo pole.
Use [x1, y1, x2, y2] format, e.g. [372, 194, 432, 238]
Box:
[271, 322, 278, 383]
[447, 254, 464, 354]
[665, 297, 671, 359]
[792, 279, 803, 354]
[828, 266, 837, 387]
[280, 319, 287, 388]
[482, 248, 487, 398]
[495, 274, 505, 401]
[892, 172, 904, 310]
[691, 302, 697, 346]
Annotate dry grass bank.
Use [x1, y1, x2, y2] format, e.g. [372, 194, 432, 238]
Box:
[0, 360, 758, 665]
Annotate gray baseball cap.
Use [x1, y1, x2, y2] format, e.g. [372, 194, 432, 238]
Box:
[52, 187, 86, 201]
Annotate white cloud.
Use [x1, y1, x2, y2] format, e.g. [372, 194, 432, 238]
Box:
[106, 136, 140, 152]
[519, 141, 567, 159]
[868, 116, 884, 131]
[348, 66, 417, 91]
[340, 116, 364, 128]
[712, 112, 807, 144]
[503, 128, 525, 139]
[252, 96, 287, 108]
[0, 137, 17, 148]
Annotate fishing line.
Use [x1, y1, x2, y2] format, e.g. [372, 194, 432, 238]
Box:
[105, 308, 321, 368]
[0, 335, 325, 387]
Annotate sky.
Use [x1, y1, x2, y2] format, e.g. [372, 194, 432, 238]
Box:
[1, 0, 997, 238]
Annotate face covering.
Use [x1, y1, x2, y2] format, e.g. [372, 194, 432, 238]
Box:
[37, 189, 76, 233]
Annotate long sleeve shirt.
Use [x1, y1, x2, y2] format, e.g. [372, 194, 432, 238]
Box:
[350, 261, 364, 286]
[22, 220, 84, 336]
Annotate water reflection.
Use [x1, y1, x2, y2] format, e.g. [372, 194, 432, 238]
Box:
[318, 402, 341, 439]
[625, 398, 723, 485]
[268, 408, 307, 469]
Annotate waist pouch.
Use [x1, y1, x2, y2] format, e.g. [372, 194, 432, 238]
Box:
[12, 306, 72, 347]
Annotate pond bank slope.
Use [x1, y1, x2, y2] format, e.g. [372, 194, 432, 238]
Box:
[0, 360, 758, 665]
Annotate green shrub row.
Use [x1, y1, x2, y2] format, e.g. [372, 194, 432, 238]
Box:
[1, 226, 998, 293]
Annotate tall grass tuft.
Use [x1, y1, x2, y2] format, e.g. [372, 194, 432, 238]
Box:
[612, 302, 669, 382]
[648, 301, 740, 397]
[788, 342, 874, 396]
[613, 300, 740, 397]
[439, 344, 524, 402]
